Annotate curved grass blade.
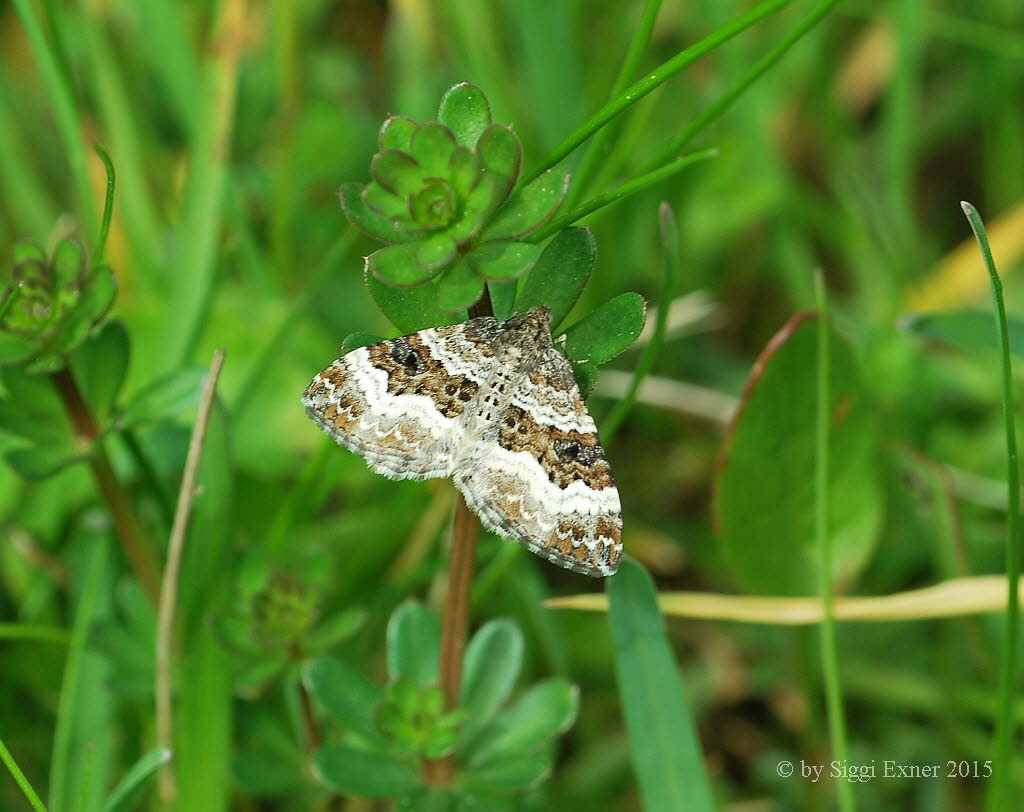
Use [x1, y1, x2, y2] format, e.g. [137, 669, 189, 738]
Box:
[101, 748, 171, 812]
[530, 149, 716, 243]
[602, 203, 679, 441]
[0, 734, 47, 811]
[607, 559, 713, 812]
[962, 201, 1021, 812]
[521, 0, 789, 184]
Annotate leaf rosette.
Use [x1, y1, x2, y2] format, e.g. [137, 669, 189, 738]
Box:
[341, 83, 567, 312]
[0, 238, 116, 372]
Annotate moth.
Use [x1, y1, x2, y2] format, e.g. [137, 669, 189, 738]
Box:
[302, 306, 621, 576]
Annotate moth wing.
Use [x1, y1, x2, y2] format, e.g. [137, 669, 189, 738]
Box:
[454, 348, 622, 576]
[302, 323, 499, 480]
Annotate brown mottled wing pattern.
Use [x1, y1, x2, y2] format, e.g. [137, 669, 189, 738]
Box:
[453, 347, 622, 576]
[302, 324, 499, 480]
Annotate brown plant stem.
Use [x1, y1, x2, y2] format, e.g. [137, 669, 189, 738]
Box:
[426, 291, 493, 785]
[50, 366, 161, 604]
[156, 348, 225, 803]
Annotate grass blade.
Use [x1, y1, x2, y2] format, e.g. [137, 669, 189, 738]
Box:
[601, 202, 681, 441]
[0, 735, 47, 812]
[814, 271, 854, 812]
[640, 0, 841, 172]
[568, 0, 662, 205]
[529, 149, 716, 243]
[962, 201, 1021, 812]
[521, 0, 789, 184]
[48, 539, 108, 812]
[607, 559, 714, 812]
[11, 0, 97, 233]
[101, 748, 171, 812]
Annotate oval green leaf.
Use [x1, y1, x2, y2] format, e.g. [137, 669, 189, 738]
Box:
[515, 227, 596, 330]
[562, 293, 646, 365]
[459, 619, 524, 742]
[313, 746, 422, 799]
[902, 309, 1024, 357]
[468, 242, 541, 281]
[476, 124, 522, 202]
[365, 271, 462, 334]
[437, 258, 483, 314]
[386, 600, 440, 687]
[608, 559, 714, 812]
[482, 170, 570, 242]
[341, 183, 412, 244]
[460, 749, 553, 793]
[379, 115, 417, 151]
[438, 82, 492, 149]
[713, 312, 883, 596]
[465, 679, 578, 767]
[367, 243, 442, 288]
[117, 367, 208, 430]
[304, 656, 387, 746]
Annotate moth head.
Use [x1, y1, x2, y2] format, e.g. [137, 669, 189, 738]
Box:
[507, 306, 552, 342]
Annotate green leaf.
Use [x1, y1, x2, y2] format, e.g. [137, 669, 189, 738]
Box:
[69, 320, 130, 424]
[366, 272, 462, 334]
[571, 360, 597, 398]
[371, 149, 424, 197]
[608, 559, 715, 812]
[469, 242, 541, 281]
[714, 312, 883, 596]
[488, 280, 518, 320]
[902, 309, 1024, 357]
[304, 656, 387, 746]
[438, 259, 484, 314]
[313, 746, 422, 799]
[475, 124, 521, 202]
[562, 293, 646, 365]
[340, 183, 413, 243]
[5, 444, 87, 481]
[340, 333, 384, 353]
[465, 679, 578, 767]
[460, 749, 553, 793]
[409, 123, 457, 177]
[448, 175, 498, 244]
[0, 365, 74, 446]
[306, 607, 366, 651]
[514, 227, 596, 329]
[117, 367, 207, 430]
[386, 601, 440, 687]
[448, 146, 479, 199]
[459, 619, 524, 743]
[231, 749, 302, 796]
[379, 115, 417, 151]
[482, 170, 570, 242]
[415, 233, 457, 271]
[438, 82, 492, 149]
[367, 243, 443, 288]
[101, 748, 171, 812]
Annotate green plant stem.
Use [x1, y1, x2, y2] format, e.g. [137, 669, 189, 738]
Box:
[814, 271, 855, 812]
[429, 289, 492, 785]
[640, 0, 841, 173]
[567, 0, 662, 206]
[0, 623, 69, 645]
[11, 0, 97, 234]
[521, 0, 790, 184]
[92, 143, 115, 263]
[50, 366, 161, 605]
[0, 735, 47, 812]
[602, 202, 679, 441]
[530, 149, 717, 243]
[962, 201, 1021, 812]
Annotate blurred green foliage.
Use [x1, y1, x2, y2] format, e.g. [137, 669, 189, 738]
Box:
[2, 0, 1024, 810]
